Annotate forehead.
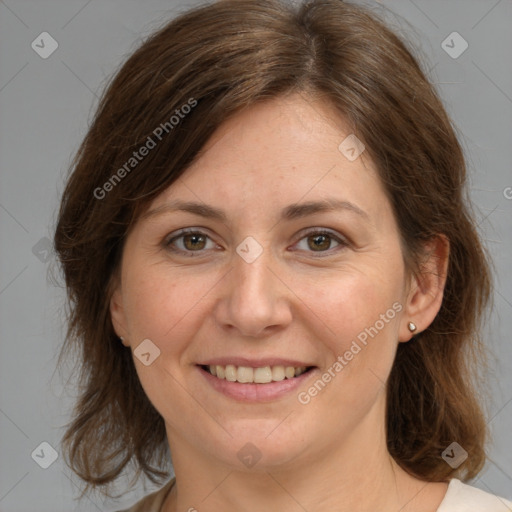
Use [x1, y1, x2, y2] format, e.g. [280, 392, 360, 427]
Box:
[147, 93, 387, 224]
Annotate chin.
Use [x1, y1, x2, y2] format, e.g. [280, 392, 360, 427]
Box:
[203, 419, 311, 471]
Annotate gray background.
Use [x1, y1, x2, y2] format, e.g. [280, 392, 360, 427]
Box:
[0, 0, 511, 510]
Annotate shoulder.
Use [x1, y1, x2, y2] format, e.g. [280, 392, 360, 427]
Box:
[115, 478, 175, 512]
[437, 478, 512, 512]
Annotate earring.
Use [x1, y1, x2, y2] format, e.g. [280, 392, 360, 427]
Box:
[407, 322, 417, 333]
[120, 336, 125, 342]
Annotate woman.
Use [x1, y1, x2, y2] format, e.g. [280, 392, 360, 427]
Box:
[53, 1, 512, 511]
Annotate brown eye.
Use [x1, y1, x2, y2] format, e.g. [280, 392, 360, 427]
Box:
[307, 233, 332, 251]
[293, 229, 348, 256]
[165, 229, 216, 255]
[182, 233, 207, 251]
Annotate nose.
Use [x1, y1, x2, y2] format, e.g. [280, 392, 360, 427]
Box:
[213, 245, 293, 338]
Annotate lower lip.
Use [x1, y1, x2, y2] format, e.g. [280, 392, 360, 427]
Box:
[198, 366, 317, 402]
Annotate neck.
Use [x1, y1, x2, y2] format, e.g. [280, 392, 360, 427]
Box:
[162, 400, 446, 512]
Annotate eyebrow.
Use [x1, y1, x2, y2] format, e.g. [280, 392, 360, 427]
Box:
[142, 198, 371, 223]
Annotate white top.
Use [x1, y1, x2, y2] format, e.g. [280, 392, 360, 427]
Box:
[117, 477, 512, 511]
[437, 478, 512, 511]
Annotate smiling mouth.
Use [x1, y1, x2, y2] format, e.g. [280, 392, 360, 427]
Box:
[200, 364, 315, 384]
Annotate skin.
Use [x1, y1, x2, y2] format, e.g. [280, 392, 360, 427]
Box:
[110, 92, 450, 512]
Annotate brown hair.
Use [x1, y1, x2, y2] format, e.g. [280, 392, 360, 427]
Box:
[54, 0, 492, 498]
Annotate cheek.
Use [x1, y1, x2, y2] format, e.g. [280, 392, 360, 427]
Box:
[122, 261, 223, 348]
[296, 266, 403, 401]
[294, 266, 401, 346]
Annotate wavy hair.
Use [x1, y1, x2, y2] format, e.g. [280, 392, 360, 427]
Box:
[54, 0, 492, 498]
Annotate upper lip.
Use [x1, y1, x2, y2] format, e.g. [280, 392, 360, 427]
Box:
[197, 357, 315, 368]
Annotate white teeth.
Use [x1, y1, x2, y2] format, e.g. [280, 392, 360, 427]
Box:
[205, 364, 309, 383]
[285, 366, 295, 379]
[237, 366, 254, 383]
[271, 365, 285, 381]
[225, 364, 237, 382]
[296, 366, 307, 376]
[254, 366, 272, 383]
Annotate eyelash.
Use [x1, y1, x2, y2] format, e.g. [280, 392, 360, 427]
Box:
[164, 227, 349, 257]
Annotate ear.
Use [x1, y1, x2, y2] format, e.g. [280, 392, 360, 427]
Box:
[110, 279, 130, 347]
[399, 234, 450, 342]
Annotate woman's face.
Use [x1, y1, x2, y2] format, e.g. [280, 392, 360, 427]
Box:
[111, 93, 416, 471]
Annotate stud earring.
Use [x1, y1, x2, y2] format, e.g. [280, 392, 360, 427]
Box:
[407, 322, 417, 333]
[120, 336, 125, 342]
